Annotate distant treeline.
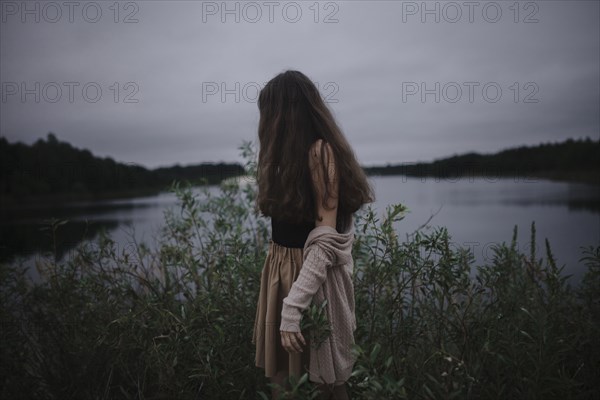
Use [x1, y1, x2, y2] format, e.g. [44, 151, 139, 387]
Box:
[0, 133, 245, 206]
[2, 133, 598, 207]
[364, 137, 599, 184]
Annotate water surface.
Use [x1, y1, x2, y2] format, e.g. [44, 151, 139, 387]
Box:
[2, 176, 598, 285]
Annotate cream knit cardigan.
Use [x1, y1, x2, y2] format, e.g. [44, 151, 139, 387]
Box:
[279, 221, 357, 385]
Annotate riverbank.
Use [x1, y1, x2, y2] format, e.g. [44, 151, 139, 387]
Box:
[0, 185, 170, 211]
[364, 137, 600, 187]
[365, 169, 600, 187]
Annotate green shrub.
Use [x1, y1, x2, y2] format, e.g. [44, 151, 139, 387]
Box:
[1, 141, 598, 399]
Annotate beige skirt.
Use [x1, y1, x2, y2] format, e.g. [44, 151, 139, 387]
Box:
[252, 240, 311, 380]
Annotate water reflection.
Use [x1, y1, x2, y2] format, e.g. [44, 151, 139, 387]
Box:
[0, 195, 164, 264]
[0, 218, 122, 264]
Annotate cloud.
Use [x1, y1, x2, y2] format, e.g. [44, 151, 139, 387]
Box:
[1, 1, 598, 168]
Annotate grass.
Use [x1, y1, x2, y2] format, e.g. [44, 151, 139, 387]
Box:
[1, 141, 598, 399]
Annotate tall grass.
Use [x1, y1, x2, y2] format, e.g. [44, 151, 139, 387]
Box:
[1, 141, 598, 399]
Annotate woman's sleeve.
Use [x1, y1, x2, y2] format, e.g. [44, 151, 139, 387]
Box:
[279, 243, 334, 332]
[279, 140, 339, 332]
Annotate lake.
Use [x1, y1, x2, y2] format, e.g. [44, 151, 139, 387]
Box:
[1, 175, 598, 286]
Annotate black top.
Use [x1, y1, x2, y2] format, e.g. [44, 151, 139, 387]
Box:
[271, 217, 315, 248]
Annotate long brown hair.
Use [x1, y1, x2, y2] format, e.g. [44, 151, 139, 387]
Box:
[256, 70, 374, 228]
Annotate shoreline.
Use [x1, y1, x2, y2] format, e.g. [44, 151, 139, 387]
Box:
[1, 171, 598, 211]
[366, 170, 600, 187]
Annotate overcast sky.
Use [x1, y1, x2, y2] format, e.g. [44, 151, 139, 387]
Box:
[1, 0, 598, 169]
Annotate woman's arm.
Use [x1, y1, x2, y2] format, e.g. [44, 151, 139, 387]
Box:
[280, 242, 333, 353]
[279, 139, 340, 353]
[309, 138, 339, 229]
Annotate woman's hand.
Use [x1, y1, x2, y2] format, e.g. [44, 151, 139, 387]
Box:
[280, 330, 306, 353]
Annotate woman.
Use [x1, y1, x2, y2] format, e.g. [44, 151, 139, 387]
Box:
[251, 70, 374, 399]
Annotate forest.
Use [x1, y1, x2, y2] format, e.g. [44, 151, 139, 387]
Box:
[1, 133, 597, 209]
[364, 136, 599, 185]
[0, 133, 246, 207]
